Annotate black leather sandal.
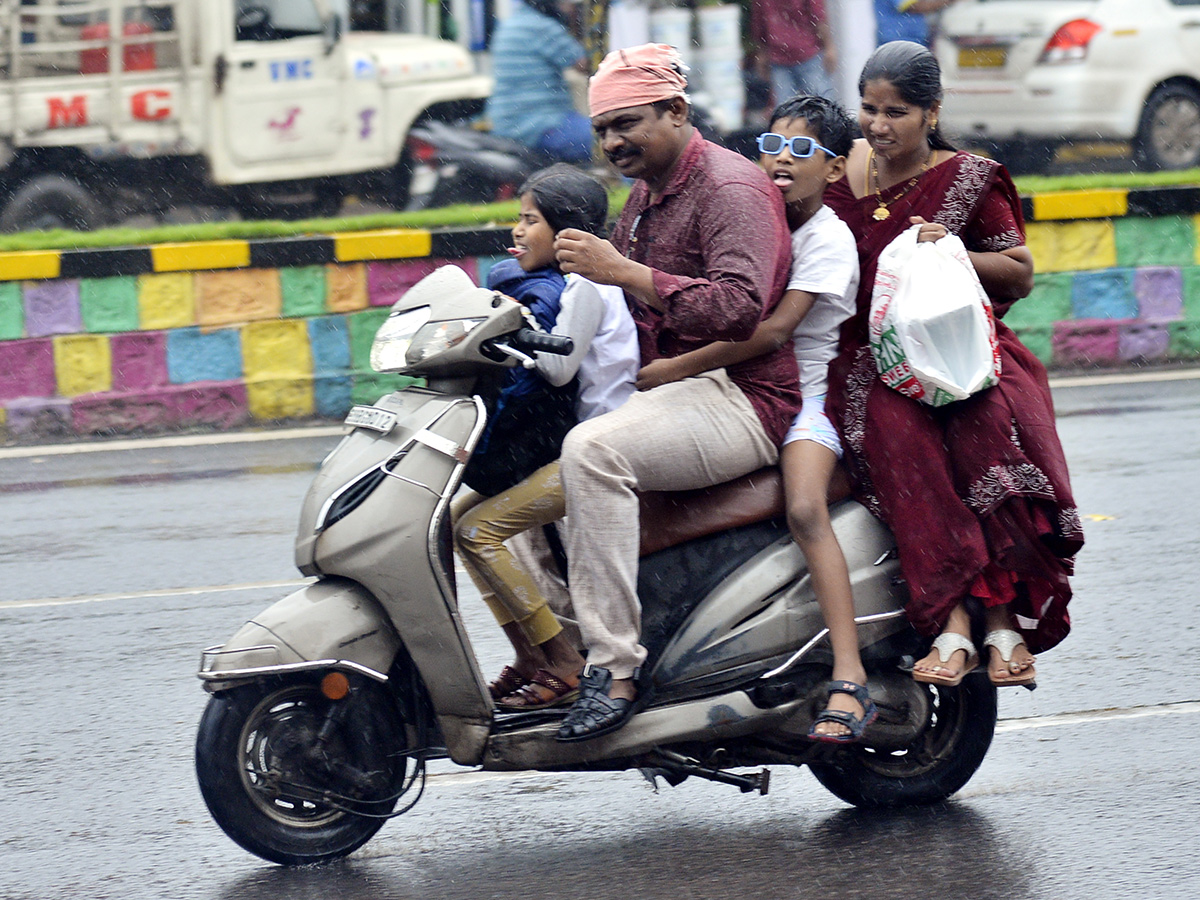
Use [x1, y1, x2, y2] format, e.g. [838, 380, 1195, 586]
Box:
[555, 665, 637, 742]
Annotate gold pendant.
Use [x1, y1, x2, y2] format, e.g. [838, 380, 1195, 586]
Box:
[873, 205, 890, 221]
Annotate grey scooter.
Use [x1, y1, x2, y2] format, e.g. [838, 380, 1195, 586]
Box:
[194, 266, 998, 866]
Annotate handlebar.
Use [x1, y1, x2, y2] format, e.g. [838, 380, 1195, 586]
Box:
[512, 328, 573, 356]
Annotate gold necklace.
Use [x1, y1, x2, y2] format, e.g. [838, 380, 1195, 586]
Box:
[869, 148, 932, 221]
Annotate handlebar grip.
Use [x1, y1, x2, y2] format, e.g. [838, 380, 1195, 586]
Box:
[513, 328, 574, 356]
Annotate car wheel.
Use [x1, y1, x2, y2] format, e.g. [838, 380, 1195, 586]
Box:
[1134, 83, 1200, 171]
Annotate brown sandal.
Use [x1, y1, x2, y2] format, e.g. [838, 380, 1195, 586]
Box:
[498, 669, 580, 710]
[488, 665, 530, 700]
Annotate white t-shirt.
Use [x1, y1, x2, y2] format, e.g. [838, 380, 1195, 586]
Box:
[788, 204, 860, 397]
[534, 274, 638, 421]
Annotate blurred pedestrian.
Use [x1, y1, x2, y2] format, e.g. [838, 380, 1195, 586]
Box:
[486, 0, 593, 163]
[750, 0, 838, 105]
[874, 0, 958, 48]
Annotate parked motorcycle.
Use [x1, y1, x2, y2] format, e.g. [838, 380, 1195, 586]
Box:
[403, 103, 733, 210]
[194, 265, 999, 866]
[404, 120, 554, 210]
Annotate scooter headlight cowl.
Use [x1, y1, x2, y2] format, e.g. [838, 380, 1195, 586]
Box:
[403, 317, 488, 366]
[369, 306, 433, 372]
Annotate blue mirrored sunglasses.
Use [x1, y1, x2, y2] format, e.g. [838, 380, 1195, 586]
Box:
[756, 132, 837, 159]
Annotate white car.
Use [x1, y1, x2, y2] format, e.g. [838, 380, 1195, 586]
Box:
[935, 0, 1200, 172]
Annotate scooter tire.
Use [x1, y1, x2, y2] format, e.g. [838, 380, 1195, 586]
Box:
[808, 675, 998, 807]
[195, 677, 409, 865]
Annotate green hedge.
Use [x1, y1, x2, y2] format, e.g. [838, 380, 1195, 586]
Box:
[1, 167, 1198, 253]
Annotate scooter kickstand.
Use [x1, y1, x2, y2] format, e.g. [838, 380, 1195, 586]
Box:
[650, 749, 770, 795]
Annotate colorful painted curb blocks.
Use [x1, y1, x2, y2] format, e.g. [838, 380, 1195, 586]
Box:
[0, 227, 510, 440]
[1, 187, 1199, 441]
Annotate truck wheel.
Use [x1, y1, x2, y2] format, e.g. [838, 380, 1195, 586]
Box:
[0, 175, 105, 233]
[1134, 83, 1200, 171]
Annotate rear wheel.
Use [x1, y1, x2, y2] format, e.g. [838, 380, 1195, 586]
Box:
[1134, 83, 1200, 171]
[809, 675, 997, 807]
[195, 676, 414, 865]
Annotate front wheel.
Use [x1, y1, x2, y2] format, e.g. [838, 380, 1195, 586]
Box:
[195, 676, 414, 865]
[809, 675, 997, 807]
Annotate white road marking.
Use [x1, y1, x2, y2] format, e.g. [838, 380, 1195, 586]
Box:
[995, 700, 1200, 731]
[0, 579, 312, 609]
[0, 426, 345, 460]
[1049, 367, 1200, 388]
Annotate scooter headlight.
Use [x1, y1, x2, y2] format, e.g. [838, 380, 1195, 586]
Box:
[370, 306, 433, 372]
[405, 317, 488, 365]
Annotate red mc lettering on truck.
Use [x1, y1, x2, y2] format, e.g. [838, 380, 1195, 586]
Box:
[47, 96, 89, 128]
[132, 89, 172, 121]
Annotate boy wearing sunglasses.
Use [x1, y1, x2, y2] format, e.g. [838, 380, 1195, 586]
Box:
[637, 95, 873, 743]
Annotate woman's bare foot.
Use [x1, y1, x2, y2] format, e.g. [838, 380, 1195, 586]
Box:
[987, 645, 1035, 681]
[983, 605, 1037, 685]
[912, 604, 976, 683]
[491, 623, 548, 699]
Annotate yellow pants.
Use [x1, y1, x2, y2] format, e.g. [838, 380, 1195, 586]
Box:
[451, 461, 565, 646]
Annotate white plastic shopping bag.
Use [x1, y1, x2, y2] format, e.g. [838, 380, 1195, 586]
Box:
[869, 224, 1001, 406]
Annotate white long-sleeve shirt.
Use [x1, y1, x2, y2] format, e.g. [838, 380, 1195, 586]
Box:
[534, 274, 638, 421]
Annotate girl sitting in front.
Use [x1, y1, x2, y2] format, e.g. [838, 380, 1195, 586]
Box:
[453, 165, 639, 710]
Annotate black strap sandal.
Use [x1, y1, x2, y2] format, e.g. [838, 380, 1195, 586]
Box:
[807, 679, 878, 745]
[555, 665, 637, 742]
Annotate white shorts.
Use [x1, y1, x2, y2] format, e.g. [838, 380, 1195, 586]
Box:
[782, 394, 843, 458]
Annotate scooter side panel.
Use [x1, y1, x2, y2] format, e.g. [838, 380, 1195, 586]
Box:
[650, 500, 907, 696]
[295, 388, 448, 570]
[306, 391, 495, 765]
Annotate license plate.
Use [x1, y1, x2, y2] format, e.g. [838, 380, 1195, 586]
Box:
[958, 46, 1007, 69]
[345, 405, 397, 434]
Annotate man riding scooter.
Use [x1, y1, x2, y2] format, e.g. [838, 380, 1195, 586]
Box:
[552, 44, 803, 740]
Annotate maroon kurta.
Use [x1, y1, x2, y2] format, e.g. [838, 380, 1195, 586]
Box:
[824, 151, 1083, 653]
[611, 131, 803, 445]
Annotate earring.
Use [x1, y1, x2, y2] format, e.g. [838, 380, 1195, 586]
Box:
[930, 117, 939, 129]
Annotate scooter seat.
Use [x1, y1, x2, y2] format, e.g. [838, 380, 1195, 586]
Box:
[637, 464, 852, 557]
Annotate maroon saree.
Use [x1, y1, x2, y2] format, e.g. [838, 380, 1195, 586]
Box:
[824, 152, 1083, 653]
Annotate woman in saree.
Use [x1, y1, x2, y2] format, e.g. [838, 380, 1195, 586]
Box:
[823, 41, 1084, 688]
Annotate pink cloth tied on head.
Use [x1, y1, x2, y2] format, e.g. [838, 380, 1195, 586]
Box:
[588, 43, 689, 117]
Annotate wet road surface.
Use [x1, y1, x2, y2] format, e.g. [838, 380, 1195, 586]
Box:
[1, 373, 1198, 899]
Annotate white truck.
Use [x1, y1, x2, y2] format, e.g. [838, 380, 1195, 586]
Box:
[0, 0, 492, 230]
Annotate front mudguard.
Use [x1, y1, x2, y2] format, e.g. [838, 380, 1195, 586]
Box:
[198, 577, 400, 692]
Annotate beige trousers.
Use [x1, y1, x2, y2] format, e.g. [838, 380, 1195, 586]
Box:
[559, 370, 778, 679]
